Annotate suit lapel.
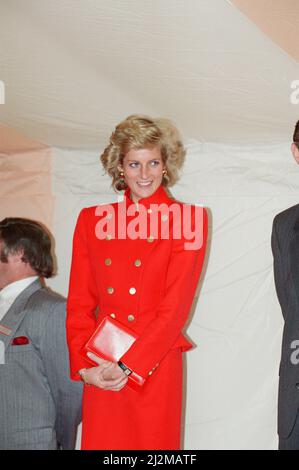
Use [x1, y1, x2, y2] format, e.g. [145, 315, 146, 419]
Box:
[0, 279, 42, 350]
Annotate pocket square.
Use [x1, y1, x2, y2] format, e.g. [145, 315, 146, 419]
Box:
[11, 336, 30, 346]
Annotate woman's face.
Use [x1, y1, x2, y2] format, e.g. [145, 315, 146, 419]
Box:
[120, 147, 165, 203]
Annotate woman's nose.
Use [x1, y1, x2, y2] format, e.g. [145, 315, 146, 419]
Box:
[140, 165, 149, 179]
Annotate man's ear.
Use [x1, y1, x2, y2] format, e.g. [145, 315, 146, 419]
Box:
[291, 143, 299, 164]
[10, 250, 25, 265]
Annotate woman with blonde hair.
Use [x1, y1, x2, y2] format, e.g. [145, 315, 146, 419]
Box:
[67, 114, 208, 449]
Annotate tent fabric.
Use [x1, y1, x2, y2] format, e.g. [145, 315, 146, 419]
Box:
[0, 0, 298, 147]
[1, 0, 299, 450]
[232, 0, 299, 62]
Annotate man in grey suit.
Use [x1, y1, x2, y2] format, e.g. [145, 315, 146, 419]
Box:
[272, 120, 299, 450]
[0, 217, 83, 450]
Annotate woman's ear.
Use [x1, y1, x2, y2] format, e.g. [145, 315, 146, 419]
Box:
[291, 143, 299, 164]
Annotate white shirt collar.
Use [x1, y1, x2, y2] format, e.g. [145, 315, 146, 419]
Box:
[0, 277, 39, 301]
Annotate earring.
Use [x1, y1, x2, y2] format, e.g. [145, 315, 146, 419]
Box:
[119, 170, 125, 184]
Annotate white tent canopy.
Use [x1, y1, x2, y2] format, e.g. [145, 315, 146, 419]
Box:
[0, 0, 298, 147]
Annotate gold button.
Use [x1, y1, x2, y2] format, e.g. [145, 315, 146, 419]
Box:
[105, 258, 112, 266]
[105, 234, 112, 240]
[147, 235, 154, 243]
[161, 214, 168, 221]
[128, 314, 135, 322]
[129, 287, 136, 295]
[147, 208, 152, 214]
[106, 213, 113, 220]
[134, 259, 141, 267]
[148, 370, 153, 376]
[107, 287, 114, 294]
[110, 313, 116, 319]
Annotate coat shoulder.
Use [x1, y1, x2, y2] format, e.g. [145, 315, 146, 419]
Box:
[273, 203, 299, 228]
[173, 200, 208, 223]
[78, 201, 120, 220]
[30, 286, 65, 303]
[20, 287, 66, 340]
[168, 196, 207, 213]
[27, 287, 66, 319]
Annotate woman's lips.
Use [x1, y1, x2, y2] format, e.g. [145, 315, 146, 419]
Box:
[137, 181, 153, 187]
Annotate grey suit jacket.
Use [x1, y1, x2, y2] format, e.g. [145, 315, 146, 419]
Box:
[272, 204, 299, 439]
[0, 279, 83, 450]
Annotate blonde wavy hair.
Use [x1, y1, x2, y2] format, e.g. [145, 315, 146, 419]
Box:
[100, 114, 186, 191]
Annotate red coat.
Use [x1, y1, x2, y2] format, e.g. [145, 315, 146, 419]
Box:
[66, 185, 208, 449]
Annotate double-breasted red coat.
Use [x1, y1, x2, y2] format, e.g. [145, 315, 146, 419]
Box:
[66, 185, 208, 450]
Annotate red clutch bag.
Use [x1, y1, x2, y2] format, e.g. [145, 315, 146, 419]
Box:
[84, 316, 145, 388]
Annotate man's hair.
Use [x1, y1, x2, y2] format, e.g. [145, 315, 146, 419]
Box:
[293, 120, 299, 149]
[0, 218, 54, 278]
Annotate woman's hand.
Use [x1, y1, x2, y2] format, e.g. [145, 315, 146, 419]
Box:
[83, 353, 128, 391]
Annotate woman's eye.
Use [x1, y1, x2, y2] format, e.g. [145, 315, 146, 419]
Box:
[128, 160, 160, 168]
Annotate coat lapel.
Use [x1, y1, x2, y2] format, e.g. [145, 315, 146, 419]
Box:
[0, 279, 42, 350]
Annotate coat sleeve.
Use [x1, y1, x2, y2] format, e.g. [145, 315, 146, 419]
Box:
[39, 300, 83, 449]
[271, 215, 287, 316]
[120, 206, 208, 379]
[66, 208, 99, 380]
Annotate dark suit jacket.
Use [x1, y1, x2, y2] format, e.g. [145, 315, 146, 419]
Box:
[0, 279, 83, 449]
[272, 204, 299, 439]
